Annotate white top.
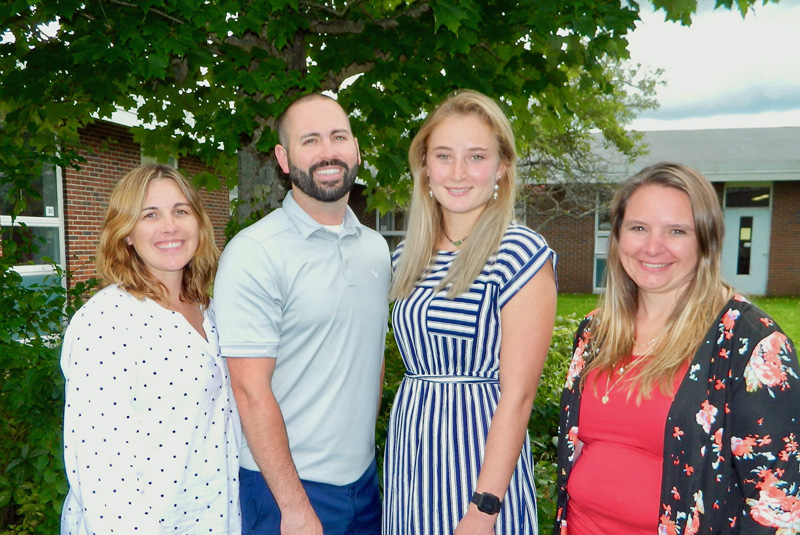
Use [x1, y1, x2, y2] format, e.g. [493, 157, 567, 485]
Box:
[60, 285, 241, 535]
[214, 191, 391, 485]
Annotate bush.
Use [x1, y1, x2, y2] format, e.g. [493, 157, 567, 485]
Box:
[0, 255, 96, 533]
[532, 314, 580, 528]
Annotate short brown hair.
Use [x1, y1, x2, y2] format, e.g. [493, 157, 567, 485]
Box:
[275, 93, 340, 147]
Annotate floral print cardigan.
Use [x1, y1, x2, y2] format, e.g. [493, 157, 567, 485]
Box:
[553, 296, 800, 535]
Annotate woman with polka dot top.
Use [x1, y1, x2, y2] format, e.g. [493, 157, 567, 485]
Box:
[60, 164, 241, 534]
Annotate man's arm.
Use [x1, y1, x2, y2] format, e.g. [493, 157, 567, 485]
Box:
[227, 357, 323, 535]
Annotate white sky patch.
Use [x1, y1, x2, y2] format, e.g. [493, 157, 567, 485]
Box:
[628, 0, 800, 129]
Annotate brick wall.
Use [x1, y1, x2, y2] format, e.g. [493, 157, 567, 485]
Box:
[522, 186, 598, 294]
[768, 181, 800, 295]
[63, 121, 230, 287]
[178, 155, 231, 248]
[528, 214, 596, 293]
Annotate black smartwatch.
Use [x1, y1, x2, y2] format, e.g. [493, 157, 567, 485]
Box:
[471, 491, 502, 514]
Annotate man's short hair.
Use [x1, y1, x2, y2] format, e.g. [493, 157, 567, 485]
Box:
[275, 93, 338, 147]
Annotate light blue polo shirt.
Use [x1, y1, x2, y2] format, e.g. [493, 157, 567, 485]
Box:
[214, 191, 391, 485]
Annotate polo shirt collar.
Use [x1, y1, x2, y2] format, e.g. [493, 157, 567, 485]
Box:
[282, 190, 363, 240]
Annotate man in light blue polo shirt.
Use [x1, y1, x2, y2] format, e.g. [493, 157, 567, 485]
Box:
[214, 93, 390, 535]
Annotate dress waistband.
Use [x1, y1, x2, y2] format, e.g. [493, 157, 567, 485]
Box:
[404, 373, 499, 384]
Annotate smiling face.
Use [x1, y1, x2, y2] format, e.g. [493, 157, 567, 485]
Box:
[125, 178, 200, 285]
[425, 114, 507, 225]
[275, 96, 361, 204]
[618, 184, 700, 301]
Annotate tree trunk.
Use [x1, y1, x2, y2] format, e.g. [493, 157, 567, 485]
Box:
[236, 143, 289, 226]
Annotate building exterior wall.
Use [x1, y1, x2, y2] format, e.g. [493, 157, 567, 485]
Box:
[768, 181, 800, 295]
[521, 205, 595, 294]
[63, 121, 229, 287]
[347, 183, 374, 230]
[179, 155, 231, 248]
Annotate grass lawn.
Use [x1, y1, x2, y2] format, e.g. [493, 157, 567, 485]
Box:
[751, 296, 800, 343]
[556, 293, 598, 320]
[557, 293, 800, 343]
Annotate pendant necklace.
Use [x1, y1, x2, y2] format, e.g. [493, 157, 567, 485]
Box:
[602, 353, 649, 404]
[442, 227, 468, 247]
[601, 330, 663, 404]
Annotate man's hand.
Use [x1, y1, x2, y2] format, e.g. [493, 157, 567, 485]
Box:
[280, 502, 323, 535]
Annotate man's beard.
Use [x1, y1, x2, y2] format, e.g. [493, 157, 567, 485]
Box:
[288, 159, 359, 203]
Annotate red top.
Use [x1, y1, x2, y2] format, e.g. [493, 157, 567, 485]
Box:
[566, 361, 687, 535]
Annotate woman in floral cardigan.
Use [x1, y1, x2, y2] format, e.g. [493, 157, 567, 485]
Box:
[553, 162, 799, 535]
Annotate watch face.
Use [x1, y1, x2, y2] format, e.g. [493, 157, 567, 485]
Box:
[481, 493, 500, 512]
[474, 492, 501, 513]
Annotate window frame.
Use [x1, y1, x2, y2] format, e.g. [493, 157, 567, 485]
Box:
[0, 165, 66, 284]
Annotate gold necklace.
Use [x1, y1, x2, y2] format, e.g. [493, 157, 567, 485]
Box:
[632, 334, 660, 348]
[602, 324, 667, 403]
[601, 351, 651, 404]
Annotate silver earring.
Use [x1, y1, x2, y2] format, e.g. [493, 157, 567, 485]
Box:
[493, 183, 499, 200]
[429, 187, 434, 198]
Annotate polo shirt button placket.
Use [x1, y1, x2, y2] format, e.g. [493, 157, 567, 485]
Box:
[338, 238, 354, 284]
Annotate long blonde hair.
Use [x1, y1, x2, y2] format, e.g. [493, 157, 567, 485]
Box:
[96, 164, 219, 307]
[584, 162, 732, 398]
[390, 90, 517, 299]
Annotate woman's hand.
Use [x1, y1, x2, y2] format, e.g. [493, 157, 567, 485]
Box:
[453, 507, 497, 535]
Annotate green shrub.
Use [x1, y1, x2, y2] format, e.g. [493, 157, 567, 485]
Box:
[0, 254, 96, 532]
[531, 314, 581, 528]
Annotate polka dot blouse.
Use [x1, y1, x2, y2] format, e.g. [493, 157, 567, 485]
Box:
[60, 285, 241, 534]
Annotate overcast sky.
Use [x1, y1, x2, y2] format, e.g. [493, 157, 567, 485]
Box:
[627, 0, 800, 130]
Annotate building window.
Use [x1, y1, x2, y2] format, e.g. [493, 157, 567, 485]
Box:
[0, 164, 65, 287]
[724, 185, 771, 208]
[375, 210, 405, 251]
[593, 206, 611, 292]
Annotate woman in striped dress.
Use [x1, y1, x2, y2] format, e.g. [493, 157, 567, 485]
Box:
[384, 90, 557, 535]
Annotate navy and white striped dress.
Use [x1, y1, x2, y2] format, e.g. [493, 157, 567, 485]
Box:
[383, 223, 555, 535]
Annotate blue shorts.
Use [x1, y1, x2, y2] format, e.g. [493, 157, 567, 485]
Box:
[240, 460, 381, 535]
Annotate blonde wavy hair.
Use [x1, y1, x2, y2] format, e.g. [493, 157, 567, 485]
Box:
[96, 164, 219, 308]
[390, 90, 517, 299]
[584, 162, 732, 399]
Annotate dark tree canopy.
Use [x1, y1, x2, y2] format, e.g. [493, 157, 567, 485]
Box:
[0, 0, 778, 223]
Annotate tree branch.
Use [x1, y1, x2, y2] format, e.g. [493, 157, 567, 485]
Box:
[299, 0, 370, 18]
[308, 2, 431, 34]
[105, 0, 186, 25]
[322, 61, 374, 91]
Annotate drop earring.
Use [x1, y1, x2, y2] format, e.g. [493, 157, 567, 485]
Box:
[427, 169, 434, 198]
[493, 182, 499, 200]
